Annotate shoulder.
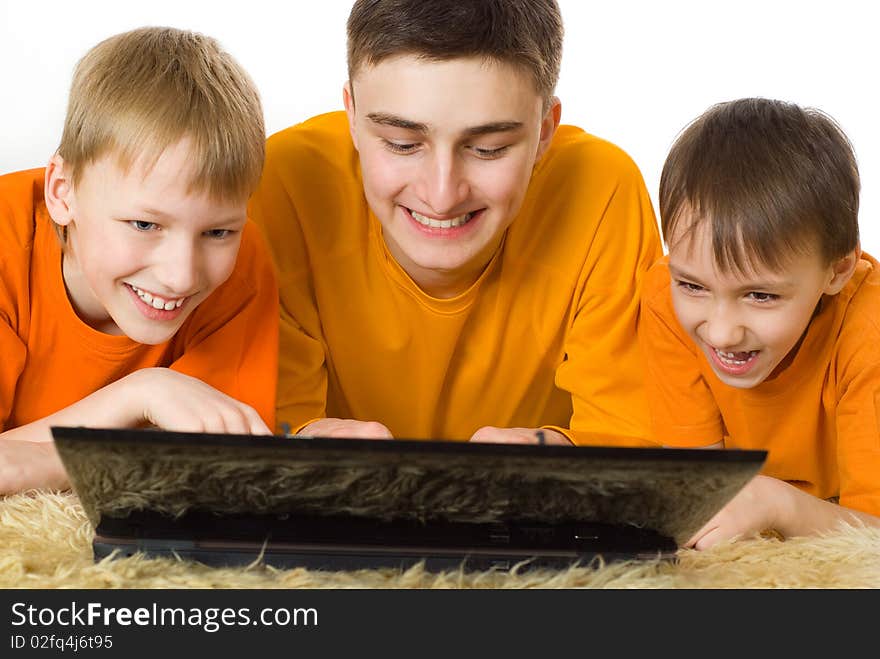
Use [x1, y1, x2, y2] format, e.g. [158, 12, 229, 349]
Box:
[264, 111, 353, 172]
[640, 256, 676, 315]
[256, 111, 361, 220]
[815, 253, 880, 384]
[0, 168, 44, 331]
[0, 168, 44, 252]
[836, 253, 880, 337]
[643, 256, 672, 295]
[537, 125, 646, 187]
[525, 125, 654, 236]
[230, 222, 277, 284]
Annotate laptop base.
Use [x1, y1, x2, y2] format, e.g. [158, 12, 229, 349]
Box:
[93, 510, 677, 573]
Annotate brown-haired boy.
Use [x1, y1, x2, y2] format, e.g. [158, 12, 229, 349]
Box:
[640, 97, 880, 548]
[0, 27, 279, 494]
[248, 0, 662, 446]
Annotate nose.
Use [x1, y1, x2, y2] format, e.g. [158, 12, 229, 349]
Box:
[154, 236, 200, 295]
[702, 302, 746, 349]
[419, 150, 470, 216]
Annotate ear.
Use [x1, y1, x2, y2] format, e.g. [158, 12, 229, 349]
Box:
[534, 96, 562, 162]
[44, 154, 76, 227]
[342, 81, 359, 151]
[823, 246, 861, 295]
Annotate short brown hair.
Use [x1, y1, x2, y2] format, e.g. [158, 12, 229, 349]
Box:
[346, 0, 563, 104]
[58, 26, 265, 202]
[659, 98, 860, 273]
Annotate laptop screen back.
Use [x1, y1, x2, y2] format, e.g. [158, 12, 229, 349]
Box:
[51, 427, 766, 569]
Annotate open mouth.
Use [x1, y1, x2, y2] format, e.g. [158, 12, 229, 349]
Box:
[127, 284, 187, 311]
[407, 207, 479, 230]
[710, 347, 760, 375]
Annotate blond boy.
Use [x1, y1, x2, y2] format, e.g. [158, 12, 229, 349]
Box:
[0, 27, 279, 494]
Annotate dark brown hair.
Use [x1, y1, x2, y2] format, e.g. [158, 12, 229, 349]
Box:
[346, 0, 563, 104]
[659, 97, 860, 273]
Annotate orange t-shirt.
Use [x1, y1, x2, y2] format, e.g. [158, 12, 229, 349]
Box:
[0, 168, 279, 431]
[640, 255, 880, 515]
[249, 112, 663, 444]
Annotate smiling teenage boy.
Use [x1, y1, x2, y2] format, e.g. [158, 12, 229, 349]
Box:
[249, 0, 662, 445]
[640, 98, 880, 548]
[0, 27, 278, 494]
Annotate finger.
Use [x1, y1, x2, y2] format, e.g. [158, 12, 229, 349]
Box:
[540, 429, 573, 446]
[243, 406, 272, 435]
[216, 402, 270, 436]
[469, 426, 501, 443]
[352, 421, 394, 440]
[685, 520, 717, 548]
[693, 526, 729, 551]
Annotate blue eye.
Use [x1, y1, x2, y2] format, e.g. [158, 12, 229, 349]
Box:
[130, 220, 157, 231]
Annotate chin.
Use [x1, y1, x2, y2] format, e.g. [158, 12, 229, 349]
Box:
[115, 318, 182, 345]
[712, 367, 771, 390]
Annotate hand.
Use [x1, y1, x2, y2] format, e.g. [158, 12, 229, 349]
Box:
[299, 418, 393, 439]
[686, 474, 787, 550]
[469, 426, 573, 445]
[0, 439, 69, 495]
[122, 368, 271, 435]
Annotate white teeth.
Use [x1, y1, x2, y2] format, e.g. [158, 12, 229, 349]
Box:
[410, 209, 474, 229]
[715, 349, 757, 365]
[130, 285, 185, 310]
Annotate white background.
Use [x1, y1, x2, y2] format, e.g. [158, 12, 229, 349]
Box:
[1, 0, 877, 253]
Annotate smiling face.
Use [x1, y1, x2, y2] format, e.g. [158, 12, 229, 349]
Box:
[46, 139, 247, 344]
[344, 55, 560, 298]
[667, 219, 856, 388]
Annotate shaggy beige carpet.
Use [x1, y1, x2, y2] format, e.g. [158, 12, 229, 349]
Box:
[1, 491, 878, 589]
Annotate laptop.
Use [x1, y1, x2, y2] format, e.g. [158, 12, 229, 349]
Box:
[51, 426, 766, 572]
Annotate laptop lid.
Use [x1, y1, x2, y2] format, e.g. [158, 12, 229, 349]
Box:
[51, 426, 766, 571]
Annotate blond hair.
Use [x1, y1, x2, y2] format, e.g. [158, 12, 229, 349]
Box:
[58, 26, 264, 202]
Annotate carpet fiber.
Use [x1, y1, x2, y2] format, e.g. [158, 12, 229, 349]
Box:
[2, 491, 878, 588]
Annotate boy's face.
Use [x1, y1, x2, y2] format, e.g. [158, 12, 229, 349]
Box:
[667, 219, 853, 388]
[47, 139, 247, 345]
[344, 55, 560, 297]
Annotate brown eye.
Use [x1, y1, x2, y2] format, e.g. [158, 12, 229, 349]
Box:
[204, 229, 233, 239]
[384, 140, 419, 154]
[748, 292, 778, 302]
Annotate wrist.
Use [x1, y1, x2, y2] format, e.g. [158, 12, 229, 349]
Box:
[768, 477, 802, 537]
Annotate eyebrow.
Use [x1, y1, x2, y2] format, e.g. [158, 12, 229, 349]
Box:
[669, 264, 795, 291]
[668, 265, 704, 285]
[366, 112, 523, 136]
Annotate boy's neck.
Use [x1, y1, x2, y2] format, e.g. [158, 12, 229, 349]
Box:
[384, 232, 505, 300]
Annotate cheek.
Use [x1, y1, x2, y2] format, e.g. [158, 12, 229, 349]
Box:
[203, 243, 241, 290]
[490, 177, 525, 212]
[477, 160, 532, 209]
[358, 150, 405, 203]
[670, 293, 701, 333]
[74, 227, 141, 281]
[758, 312, 808, 350]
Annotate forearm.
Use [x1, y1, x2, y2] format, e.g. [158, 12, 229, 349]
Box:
[0, 371, 147, 494]
[776, 480, 880, 537]
[0, 372, 144, 444]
